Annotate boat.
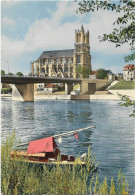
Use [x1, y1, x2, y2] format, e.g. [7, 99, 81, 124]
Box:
[11, 126, 95, 166]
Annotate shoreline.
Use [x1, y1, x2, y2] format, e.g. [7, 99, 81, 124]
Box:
[1, 89, 135, 101]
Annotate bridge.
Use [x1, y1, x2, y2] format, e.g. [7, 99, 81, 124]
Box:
[1, 75, 109, 101]
[1, 75, 82, 84]
[1, 75, 82, 101]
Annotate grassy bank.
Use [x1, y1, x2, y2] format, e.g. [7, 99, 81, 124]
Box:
[1, 88, 12, 94]
[1, 133, 129, 195]
[109, 81, 135, 90]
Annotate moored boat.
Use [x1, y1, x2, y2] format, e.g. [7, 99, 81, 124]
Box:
[11, 126, 95, 166]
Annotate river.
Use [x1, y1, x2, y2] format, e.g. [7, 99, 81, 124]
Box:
[1, 99, 135, 194]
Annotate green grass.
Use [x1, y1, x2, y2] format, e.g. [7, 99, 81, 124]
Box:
[1, 133, 129, 195]
[73, 84, 80, 90]
[109, 81, 135, 90]
[1, 88, 12, 94]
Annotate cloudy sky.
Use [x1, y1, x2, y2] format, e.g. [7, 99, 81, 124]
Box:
[1, 0, 133, 75]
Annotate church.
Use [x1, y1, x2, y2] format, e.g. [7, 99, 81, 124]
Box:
[31, 25, 92, 79]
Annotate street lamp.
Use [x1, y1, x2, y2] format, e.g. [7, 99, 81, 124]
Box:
[6, 60, 9, 74]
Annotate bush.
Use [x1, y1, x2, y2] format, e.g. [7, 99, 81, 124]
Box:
[1, 134, 129, 195]
[1, 88, 12, 94]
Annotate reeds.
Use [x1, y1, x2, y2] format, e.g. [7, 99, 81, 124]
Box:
[1, 133, 129, 195]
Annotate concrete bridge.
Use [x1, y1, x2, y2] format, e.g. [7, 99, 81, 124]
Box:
[1, 75, 82, 101]
[1, 75, 82, 84]
[1, 75, 109, 101]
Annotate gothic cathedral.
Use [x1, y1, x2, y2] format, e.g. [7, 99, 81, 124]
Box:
[31, 25, 92, 78]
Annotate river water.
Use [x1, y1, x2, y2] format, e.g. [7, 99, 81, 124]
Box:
[1, 99, 135, 194]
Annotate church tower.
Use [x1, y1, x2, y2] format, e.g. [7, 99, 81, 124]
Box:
[73, 25, 92, 78]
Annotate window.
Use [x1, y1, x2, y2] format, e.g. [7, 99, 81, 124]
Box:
[41, 68, 45, 73]
[59, 59, 62, 64]
[76, 55, 81, 63]
[64, 66, 68, 72]
[55, 59, 58, 64]
[47, 66, 49, 73]
[48, 59, 51, 64]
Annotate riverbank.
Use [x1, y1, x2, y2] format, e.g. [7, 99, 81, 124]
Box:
[108, 89, 135, 100]
[1, 94, 12, 99]
[1, 89, 135, 100]
[35, 89, 135, 100]
[35, 94, 71, 100]
[90, 94, 121, 100]
[90, 89, 135, 100]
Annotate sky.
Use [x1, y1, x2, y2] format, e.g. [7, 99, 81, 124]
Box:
[1, 0, 134, 75]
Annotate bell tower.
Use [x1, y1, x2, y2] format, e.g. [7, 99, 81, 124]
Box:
[73, 25, 92, 78]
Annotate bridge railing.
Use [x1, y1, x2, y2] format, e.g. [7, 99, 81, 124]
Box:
[1, 75, 82, 81]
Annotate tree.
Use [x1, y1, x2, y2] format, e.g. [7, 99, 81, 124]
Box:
[76, 0, 135, 62]
[1, 70, 5, 75]
[29, 72, 33, 76]
[119, 94, 135, 117]
[16, 72, 23, 76]
[81, 66, 91, 78]
[76, 65, 91, 78]
[8, 72, 14, 76]
[97, 68, 107, 79]
[76, 64, 82, 77]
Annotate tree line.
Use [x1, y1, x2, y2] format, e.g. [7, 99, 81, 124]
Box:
[1, 70, 24, 77]
[77, 66, 110, 79]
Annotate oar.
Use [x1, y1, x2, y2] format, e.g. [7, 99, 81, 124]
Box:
[53, 126, 95, 138]
[16, 126, 95, 147]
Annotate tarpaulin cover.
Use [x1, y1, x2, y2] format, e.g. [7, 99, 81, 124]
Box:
[27, 137, 58, 154]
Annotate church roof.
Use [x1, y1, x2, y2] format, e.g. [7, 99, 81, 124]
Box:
[38, 49, 74, 59]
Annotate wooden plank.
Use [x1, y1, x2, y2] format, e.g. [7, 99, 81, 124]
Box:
[11, 150, 46, 157]
[12, 158, 86, 165]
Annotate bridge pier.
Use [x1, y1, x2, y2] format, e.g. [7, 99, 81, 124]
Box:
[80, 80, 89, 95]
[80, 80, 96, 95]
[12, 84, 34, 101]
[65, 83, 73, 95]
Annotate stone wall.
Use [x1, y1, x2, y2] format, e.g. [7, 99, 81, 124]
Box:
[71, 95, 90, 100]
[108, 89, 135, 100]
[35, 95, 71, 100]
[80, 79, 109, 95]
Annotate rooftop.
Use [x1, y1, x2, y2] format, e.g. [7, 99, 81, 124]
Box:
[45, 84, 58, 88]
[38, 49, 74, 60]
[124, 64, 135, 70]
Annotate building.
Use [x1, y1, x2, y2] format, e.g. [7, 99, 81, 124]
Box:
[31, 25, 92, 79]
[123, 65, 135, 81]
[89, 70, 98, 79]
[116, 73, 123, 80]
[44, 84, 58, 93]
[106, 70, 115, 81]
[36, 83, 45, 91]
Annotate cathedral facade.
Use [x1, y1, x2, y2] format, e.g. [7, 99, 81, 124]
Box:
[31, 25, 92, 79]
